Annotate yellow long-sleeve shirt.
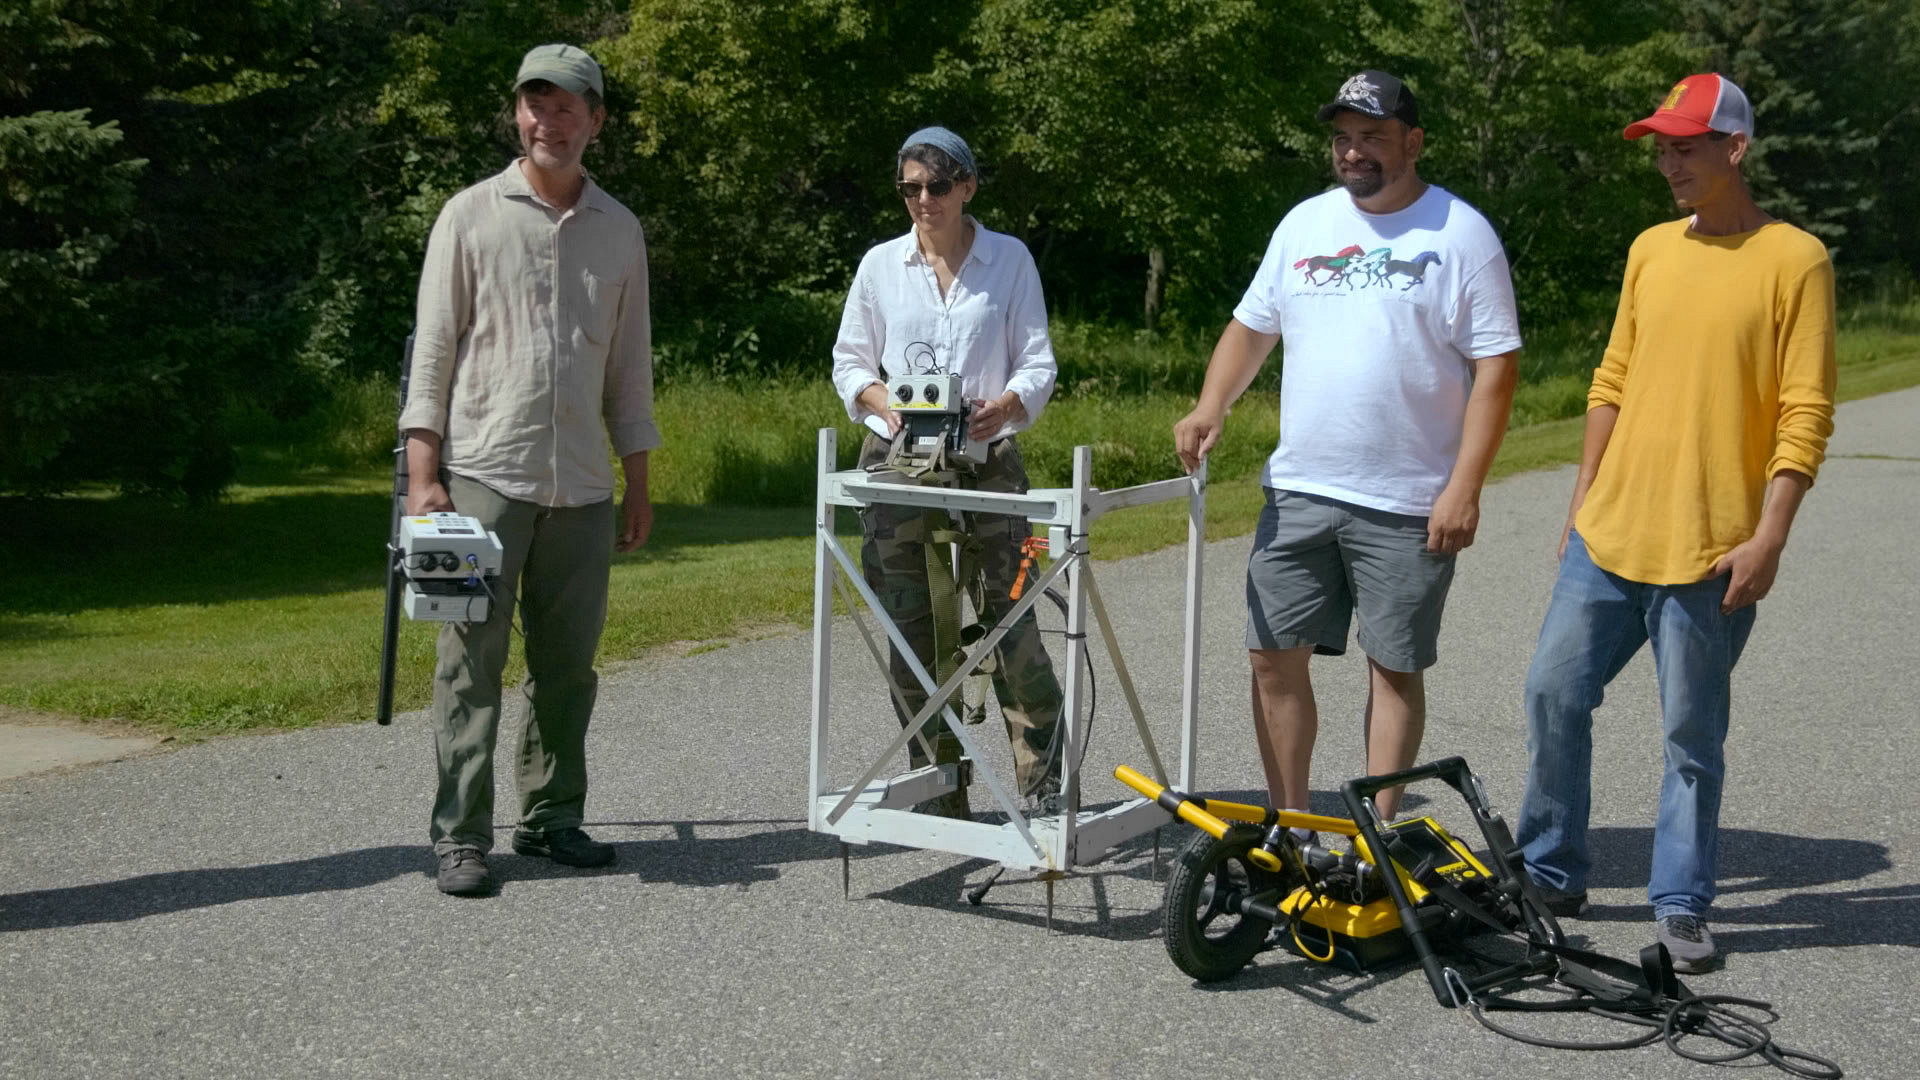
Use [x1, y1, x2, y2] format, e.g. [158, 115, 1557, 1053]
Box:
[1575, 219, 1836, 585]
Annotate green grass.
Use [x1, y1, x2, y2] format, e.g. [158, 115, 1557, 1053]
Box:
[0, 481, 863, 732]
[6, 304, 1916, 733]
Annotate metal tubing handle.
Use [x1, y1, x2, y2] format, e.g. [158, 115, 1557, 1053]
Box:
[375, 334, 415, 726]
[1342, 755, 1474, 802]
[1340, 756, 1471, 1009]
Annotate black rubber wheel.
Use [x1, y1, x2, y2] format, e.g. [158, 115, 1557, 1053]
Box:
[1162, 824, 1296, 982]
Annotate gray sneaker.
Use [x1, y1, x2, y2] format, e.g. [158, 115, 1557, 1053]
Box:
[1657, 914, 1720, 973]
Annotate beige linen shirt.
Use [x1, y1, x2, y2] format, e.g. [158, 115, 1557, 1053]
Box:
[400, 160, 659, 508]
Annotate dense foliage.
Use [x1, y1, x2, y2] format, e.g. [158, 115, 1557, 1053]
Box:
[5, 0, 1916, 500]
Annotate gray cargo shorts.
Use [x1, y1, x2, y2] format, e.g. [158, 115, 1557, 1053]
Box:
[1244, 488, 1455, 672]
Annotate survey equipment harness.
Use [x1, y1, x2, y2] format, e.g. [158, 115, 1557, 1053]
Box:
[868, 373, 1080, 802]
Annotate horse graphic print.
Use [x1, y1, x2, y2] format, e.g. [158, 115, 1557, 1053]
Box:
[1292, 245, 1442, 291]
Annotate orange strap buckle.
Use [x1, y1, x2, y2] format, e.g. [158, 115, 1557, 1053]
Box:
[1009, 536, 1050, 601]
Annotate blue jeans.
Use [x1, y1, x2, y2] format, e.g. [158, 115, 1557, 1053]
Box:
[1515, 531, 1756, 918]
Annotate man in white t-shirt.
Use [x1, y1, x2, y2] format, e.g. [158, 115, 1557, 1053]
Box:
[1174, 70, 1521, 822]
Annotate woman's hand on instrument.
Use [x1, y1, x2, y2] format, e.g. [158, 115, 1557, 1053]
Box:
[855, 382, 904, 436]
[968, 392, 1025, 441]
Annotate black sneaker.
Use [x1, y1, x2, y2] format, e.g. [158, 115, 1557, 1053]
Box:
[511, 826, 616, 868]
[1657, 914, 1720, 973]
[436, 848, 494, 896]
[1539, 888, 1590, 918]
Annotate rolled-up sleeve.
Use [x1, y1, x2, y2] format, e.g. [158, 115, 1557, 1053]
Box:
[1001, 249, 1057, 430]
[831, 257, 886, 423]
[399, 203, 471, 436]
[1588, 245, 1640, 411]
[604, 224, 660, 456]
[1766, 258, 1837, 484]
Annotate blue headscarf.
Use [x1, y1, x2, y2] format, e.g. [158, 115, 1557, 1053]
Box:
[898, 126, 978, 179]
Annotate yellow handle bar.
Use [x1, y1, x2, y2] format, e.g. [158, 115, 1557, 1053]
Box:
[1115, 764, 1367, 874]
[1114, 765, 1291, 872]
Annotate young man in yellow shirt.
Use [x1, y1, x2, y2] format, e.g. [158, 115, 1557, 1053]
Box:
[1514, 74, 1836, 973]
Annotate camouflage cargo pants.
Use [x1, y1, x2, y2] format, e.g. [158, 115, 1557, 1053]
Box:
[857, 433, 1063, 796]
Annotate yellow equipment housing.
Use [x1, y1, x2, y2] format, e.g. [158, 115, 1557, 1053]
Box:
[1279, 816, 1496, 973]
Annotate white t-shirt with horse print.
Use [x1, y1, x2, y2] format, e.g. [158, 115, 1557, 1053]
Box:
[1232, 184, 1522, 516]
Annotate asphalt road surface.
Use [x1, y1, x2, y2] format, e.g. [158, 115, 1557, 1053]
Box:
[3, 389, 1914, 1079]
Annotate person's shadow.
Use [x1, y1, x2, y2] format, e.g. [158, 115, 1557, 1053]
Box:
[0, 819, 846, 931]
[860, 817, 1166, 941]
[5, 816, 1910, 960]
[1576, 824, 1914, 955]
[0, 844, 425, 931]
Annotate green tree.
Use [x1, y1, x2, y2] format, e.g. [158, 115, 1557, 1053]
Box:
[1683, 0, 1920, 282]
[0, 0, 629, 498]
[1358, 0, 1697, 324]
[597, 0, 975, 376]
[964, 0, 1346, 330]
[0, 0, 313, 499]
[0, 109, 146, 490]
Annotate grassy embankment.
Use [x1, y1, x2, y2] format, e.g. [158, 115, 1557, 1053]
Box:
[4, 301, 1916, 734]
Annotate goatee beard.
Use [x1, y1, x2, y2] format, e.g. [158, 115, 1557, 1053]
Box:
[1341, 169, 1384, 198]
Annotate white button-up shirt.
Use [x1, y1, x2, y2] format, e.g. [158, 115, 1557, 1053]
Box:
[401, 161, 659, 508]
[831, 219, 1057, 438]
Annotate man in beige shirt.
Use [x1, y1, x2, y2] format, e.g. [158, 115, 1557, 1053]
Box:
[398, 43, 658, 897]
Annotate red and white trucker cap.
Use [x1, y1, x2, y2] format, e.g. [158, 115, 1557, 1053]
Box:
[1623, 74, 1753, 140]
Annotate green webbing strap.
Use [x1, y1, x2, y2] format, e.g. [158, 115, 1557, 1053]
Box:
[924, 513, 993, 726]
[924, 510, 963, 689]
[876, 422, 994, 732]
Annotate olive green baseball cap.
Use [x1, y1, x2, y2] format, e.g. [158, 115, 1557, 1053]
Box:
[514, 43, 604, 98]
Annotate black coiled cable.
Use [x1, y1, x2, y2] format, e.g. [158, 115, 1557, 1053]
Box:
[1466, 987, 1842, 1078]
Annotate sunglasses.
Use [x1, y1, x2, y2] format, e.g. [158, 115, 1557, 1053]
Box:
[895, 178, 957, 200]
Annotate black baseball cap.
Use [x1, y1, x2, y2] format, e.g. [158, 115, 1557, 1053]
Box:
[1316, 70, 1420, 127]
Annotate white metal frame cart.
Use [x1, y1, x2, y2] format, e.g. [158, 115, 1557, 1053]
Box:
[806, 427, 1207, 925]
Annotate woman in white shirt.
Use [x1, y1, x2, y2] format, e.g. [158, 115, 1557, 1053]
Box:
[829, 126, 1063, 818]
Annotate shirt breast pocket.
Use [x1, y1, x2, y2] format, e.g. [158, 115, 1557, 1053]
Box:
[580, 267, 626, 347]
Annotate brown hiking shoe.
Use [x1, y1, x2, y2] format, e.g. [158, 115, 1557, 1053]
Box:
[436, 848, 494, 896]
